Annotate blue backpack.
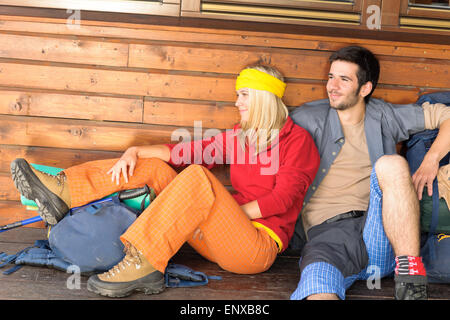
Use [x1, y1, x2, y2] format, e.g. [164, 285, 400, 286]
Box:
[406, 92, 450, 283]
[0, 186, 151, 275]
[0, 184, 221, 287]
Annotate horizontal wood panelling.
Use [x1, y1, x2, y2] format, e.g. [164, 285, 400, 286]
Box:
[0, 14, 447, 227]
[0, 172, 18, 201]
[0, 61, 235, 102]
[0, 62, 436, 106]
[0, 18, 449, 60]
[144, 100, 239, 129]
[0, 33, 129, 67]
[128, 43, 450, 88]
[379, 58, 450, 88]
[0, 145, 122, 173]
[0, 89, 143, 122]
[128, 43, 331, 78]
[0, 115, 193, 152]
[0, 201, 45, 228]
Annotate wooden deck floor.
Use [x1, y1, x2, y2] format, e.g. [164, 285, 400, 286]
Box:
[1, 228, 449, 302]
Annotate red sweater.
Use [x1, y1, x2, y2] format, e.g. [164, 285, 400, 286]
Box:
[166, 117, 319, 251]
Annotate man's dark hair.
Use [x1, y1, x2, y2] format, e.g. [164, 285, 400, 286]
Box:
[329, 46, 380, 103]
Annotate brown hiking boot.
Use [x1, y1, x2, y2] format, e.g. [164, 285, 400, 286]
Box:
[87, 245, 165, 298]
[10, 158, 70, 225]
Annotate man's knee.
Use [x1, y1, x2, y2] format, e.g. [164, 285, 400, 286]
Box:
[374, 155, 410, 183]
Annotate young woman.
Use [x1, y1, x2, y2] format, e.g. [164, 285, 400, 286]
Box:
[11, 65, 320, 298]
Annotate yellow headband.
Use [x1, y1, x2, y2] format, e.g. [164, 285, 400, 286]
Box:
[235, 69, 286, 98]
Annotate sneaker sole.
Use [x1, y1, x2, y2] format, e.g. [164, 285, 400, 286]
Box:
[11, 158, 68, 225]
[87, 274, 165, 298]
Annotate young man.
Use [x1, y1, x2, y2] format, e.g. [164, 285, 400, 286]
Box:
[289, 46, 450, 300]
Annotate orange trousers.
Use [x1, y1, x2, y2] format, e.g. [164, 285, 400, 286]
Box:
[64, 158, 278, 274]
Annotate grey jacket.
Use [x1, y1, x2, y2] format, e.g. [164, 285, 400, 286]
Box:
[289, 98, 425, 211]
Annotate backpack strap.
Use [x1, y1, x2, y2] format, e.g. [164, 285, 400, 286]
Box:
[0, 240, 46, 274]
[429, 179, 440, 236]
[0, 240, 72, 275]
[164, 263, 221, 288]
[2, 246, 222, 289]
[424, 179, 441, 261]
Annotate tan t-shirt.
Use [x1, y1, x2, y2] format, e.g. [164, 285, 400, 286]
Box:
[302, 118, 371, 231]
[302, 102, 450, 232]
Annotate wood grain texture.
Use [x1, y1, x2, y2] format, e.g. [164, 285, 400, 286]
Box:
[0, 228, 449, 300]
[0, 14, 447, 228]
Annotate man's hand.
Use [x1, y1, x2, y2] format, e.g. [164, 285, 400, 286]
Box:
[412, 153, 440, 200]
[412, 118, 450, 200]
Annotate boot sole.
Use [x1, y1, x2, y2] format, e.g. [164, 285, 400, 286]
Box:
[87, 273, 165, 298]
[10, 158, 68, 225]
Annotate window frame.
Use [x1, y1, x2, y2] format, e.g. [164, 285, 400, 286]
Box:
[0, 0, 180, 16]
[181, 0, 364, 28]
[201, 0, 362, 13]
[400, 0, 450, 20]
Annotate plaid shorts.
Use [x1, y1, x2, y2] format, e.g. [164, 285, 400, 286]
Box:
[290, 168, 396, 300]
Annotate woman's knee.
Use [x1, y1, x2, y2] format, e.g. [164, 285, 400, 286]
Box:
[142, 157, 172, 170]
[136, 158, 177, 193]
[183, 163, 204, 173]
[179, 164, 212, 181]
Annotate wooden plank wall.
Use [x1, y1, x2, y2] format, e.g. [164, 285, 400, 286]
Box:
[0, 15, 449, 228]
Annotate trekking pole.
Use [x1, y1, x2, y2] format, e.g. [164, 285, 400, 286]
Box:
[0, 215, 42, 233]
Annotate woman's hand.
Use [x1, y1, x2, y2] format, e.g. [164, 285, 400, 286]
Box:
[192, 228, 204, 240]
[240, 200, 262, 220]
[106, 145, 171, 185]
[107, 147, 138, 185]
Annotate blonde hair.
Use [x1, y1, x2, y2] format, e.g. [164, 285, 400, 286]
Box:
[238, 65, 289, 154]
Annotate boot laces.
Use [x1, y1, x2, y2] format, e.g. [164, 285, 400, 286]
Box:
[37, 169, 66, 193]
[104, 246, 142, 278]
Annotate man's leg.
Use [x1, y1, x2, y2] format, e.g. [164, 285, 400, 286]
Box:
[291, 217, 369, 300]
[373, 155, 427, 299]
[307, 293, 339, 300]
[374, 155, 421, 256]
[291, 261, 345, 300]
[293, 156, 426, 301]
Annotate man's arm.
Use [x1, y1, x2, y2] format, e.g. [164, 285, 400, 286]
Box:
[412, 118, 450, 200]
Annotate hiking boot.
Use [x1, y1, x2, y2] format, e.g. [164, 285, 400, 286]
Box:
[394, 274, 428, 300]
[10, 158, 70, 225]
[87, 245, 165, 298]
